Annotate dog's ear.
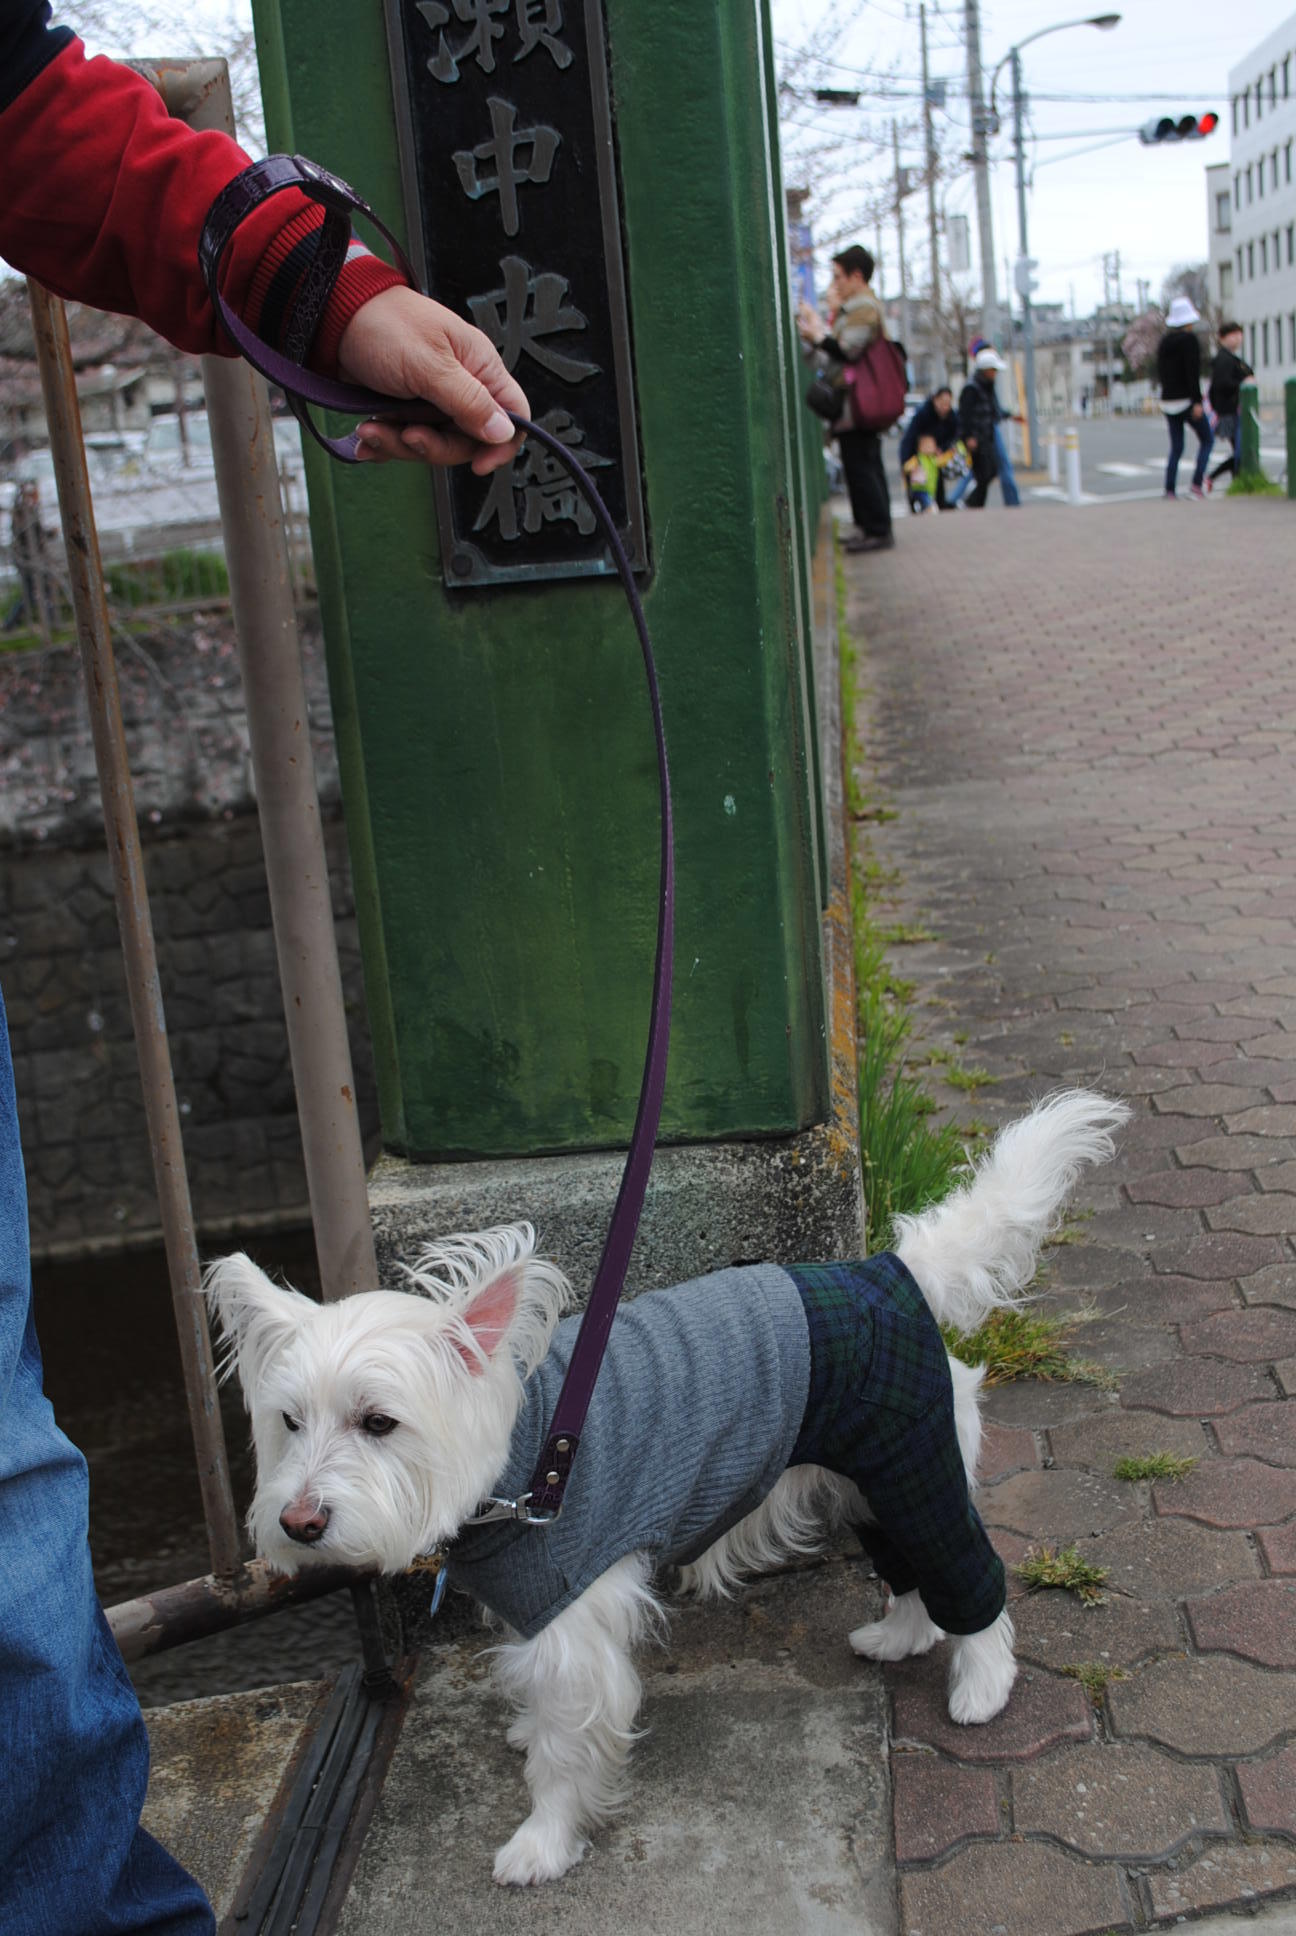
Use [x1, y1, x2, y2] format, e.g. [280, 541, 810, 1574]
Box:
[203, 1252, 316, 1392]
[449, 1263, 525, 1375]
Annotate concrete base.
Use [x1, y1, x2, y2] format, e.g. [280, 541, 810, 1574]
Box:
[338, 1546, 895, 1936]
[369, 525, 863, 1295]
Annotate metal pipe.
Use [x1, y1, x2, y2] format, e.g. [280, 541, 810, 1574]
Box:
[26, 282, 242, 1581]
[107, 1558, 361, 1664]
[963, 0, 1000, 346]
[154, 60, 380, 1304]
[1010, 48, 1041, 470]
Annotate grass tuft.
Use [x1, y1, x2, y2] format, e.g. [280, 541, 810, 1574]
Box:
[1226, 470, 1284, 496]
[1113, 1452, 1197, 1483]
[1016, 1544, 1109, 1606]
[941, 1306, 1116, 1388]
[1061, 1661, 1129, 1706]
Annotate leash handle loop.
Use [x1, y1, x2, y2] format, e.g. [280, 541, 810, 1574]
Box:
[200, 161, 673, 1520]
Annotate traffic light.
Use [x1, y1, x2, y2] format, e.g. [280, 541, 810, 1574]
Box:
[1138, 112, 1219, 144]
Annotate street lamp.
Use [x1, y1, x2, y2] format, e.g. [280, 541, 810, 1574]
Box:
[988, 14, 1121, 471]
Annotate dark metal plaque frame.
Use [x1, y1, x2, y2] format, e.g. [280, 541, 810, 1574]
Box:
[383, 0, 649, 588]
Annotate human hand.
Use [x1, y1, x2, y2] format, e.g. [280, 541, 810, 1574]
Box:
[337, 285, 530, 474]
[966, 436, 977, 452]
[796, 299, 825, 345]
[1190, 402, 1203, 420]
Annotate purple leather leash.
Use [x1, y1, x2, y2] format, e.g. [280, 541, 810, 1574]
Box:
[201, 158, 674, 1526]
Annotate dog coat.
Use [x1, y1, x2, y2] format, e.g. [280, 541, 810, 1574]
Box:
[444, 1255, 1005, 1640]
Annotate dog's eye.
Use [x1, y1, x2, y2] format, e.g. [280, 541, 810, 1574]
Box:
[361, 1413, 398, 1437]
[282, 1412, 300, 1433]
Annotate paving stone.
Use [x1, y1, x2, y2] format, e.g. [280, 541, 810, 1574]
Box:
[1178, 1017, 1278, 1043]
[1012, 1741, 1227, 1859]
[1213, 1402, 1296, 1464]
[890, 1754, 1001, 1862]
[1108, 1653, 1296, 1754]
[1240, 1261, 1296, 1309]
[1181, 1306, 1296, 1361]
[1226, 1104, 1296, 1137]
[1154, 1457, 1294, 1529]
[1153, 1231, 1287, 1279]
[897, 1839, 1129, 1936]
[982, 1381, 1118, 1431]
[888, 1659, 1093, 1762]
[1276, 1356, 1296, 1396]
[1064, 1318, 1178, 1373]
[980, 1468, 1137, 1544]
[1176, 1134, 1296, 1171]
[979, 1421, 1039, 1484]
[1237, 1746, 1296, 1835]
[1047, 1411, 1210, 1472]
[1130, 1039, 1240, 1068]
[1121, 1358, 1275, 1415]
[1204, 1194, 1296, 1235]
[1246, 1032, 1296, 1059]
[1153, 1083, 1272, 1118]
[1126, 1168, 1254, 1208]
[1187, 1580, 1296, 1666]
[1083, 1273, 1233, 1324]
[1010, 1589, 1180, 1671]
[1256, 1523, 1296, 1572]
[1256, 1160, 1296, 1191]
[1099, 1517, 1260, 1599]
[1147, 1837, 1296, 1921]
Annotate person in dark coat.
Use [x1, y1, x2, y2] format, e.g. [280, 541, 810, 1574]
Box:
[956, 349, 1005, 508]
[1206, 321, 1253, 490]
[1157, 296, 1213, 498]
[898, 386, 964, 511]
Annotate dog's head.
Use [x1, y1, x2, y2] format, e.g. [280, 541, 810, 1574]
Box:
[204, 1224, 570, 1575]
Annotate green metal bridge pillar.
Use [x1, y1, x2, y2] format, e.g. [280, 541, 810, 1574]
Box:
[251, 0, 841, 1179]
[1239, 379, 1261, 480]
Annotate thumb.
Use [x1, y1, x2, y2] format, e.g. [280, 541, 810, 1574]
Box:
[420, 355, 517, 445]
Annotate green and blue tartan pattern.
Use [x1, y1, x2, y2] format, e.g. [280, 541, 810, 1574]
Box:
[788, 1254, 1006, 1636]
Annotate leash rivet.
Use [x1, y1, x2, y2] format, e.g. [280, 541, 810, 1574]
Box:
[546, 1469, 559, 1485]
[556, 1438, 570, 1453]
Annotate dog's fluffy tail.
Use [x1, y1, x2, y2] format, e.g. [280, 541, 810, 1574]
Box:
[892, 1089, 1129, 1335]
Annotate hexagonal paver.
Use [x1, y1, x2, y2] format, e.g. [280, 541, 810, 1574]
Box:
[1048, 1410, 1209, 1472]
[1237, 1746, 1296, 1834]
[1187, 1580, 1296, 1666]
[1176, 1134, 1296, 1171]
[1257, 1522, 1296, 1573]
[1098, 1517, 1260, 1600]
[1226, 1104, 1296, 1137]
[1153, 1458, 1295, 1530]
[1010, 1589, 1180, 1671]
[1126, 1168, 1253, 1208]
[1120, 1359, 1275, 1416]
[1204, 1194, 1296, 1235]
[890, 1754, 1000, 1862]
[1214, 1401, 1296, 1463]
[898, 1838, 1129, 1936]
[1240, 1261, 1296, 1308]
[1147, 1837, 1296, 1921]
[1012, 1742, 1227, 1858]
[1153, 1084, 1272, 1118]
[978, 1420, 1038, 1484]
[1180, 1305, 1296, 1361]
[888, 1660, 1093, 1762]
[1153, 1232, 1286, 1280]
[1107, 1653, 1296, 1754]
[980, 1468, 1137, 1543]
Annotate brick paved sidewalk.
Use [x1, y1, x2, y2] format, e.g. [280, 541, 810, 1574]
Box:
[845, 498, 1296, 1935]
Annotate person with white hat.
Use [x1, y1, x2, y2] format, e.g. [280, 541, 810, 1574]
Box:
[956, 347, 1008, 508]
[1157, 295, 1213, 499]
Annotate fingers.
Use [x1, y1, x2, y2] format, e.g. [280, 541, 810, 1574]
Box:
[356, 419, 525, 475]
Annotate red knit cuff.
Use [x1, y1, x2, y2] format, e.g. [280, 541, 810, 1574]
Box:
[244, 201, 325, 331]
[313, 255, 409, 377]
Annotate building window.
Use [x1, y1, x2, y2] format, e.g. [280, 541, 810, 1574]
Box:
[1262, 319, 1270, 367]
[1290, 313, 1296, 362]
[1287, 141, 1294, 184]
[1221, 262, 1234, 302]
[1288, 223, 1295, 265]
[1285, 55, 1292, 99]
[1261, 235, 1268, 274]
[1235, 171, 1242, 209]
[1259, 159, 1265, 199]
[1273, 150, 1280, 191]
[1215, 190, 1232, 233]
[1248, 240, 1256, 277]
[1270, 65, 1278, 105]
[1247, 164, 1254, 202]
[1243, 89, 1250, 127]
[1250, 322, 1257, 365]
[1238, 245, 1245, 283]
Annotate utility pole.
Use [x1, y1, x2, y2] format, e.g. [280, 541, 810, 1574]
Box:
[1010, 45, 1040, 469]
[893, 119, 912, 359]
[920, 3, 946, 379]
[964, 0, 999, 347]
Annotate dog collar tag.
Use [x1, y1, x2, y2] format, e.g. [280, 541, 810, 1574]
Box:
[428, 1565, 448, 1619]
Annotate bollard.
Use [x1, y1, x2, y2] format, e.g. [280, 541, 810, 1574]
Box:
[1239, 379, 1261, 479]
[1064, 424, 1082, 504]
[1286, 376, 1296, 500]
[1047, 428, 1060, 485]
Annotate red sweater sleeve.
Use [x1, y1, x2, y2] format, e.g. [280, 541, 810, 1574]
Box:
[0, 37, 405, 371]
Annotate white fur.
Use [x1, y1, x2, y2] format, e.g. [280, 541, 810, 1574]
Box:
[206, 1089, 1126, 1884]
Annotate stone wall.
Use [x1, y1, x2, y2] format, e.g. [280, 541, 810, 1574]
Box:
[0, 612, 379, 1259]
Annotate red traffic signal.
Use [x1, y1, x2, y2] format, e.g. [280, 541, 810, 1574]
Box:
[1139, 111, 1219, 144]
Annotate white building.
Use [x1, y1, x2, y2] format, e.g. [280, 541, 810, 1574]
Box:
[1226, 15, 1296, 400]
[1205, 160, 1234, 317]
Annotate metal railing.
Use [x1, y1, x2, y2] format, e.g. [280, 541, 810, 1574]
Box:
[26, 57, 380, 1658]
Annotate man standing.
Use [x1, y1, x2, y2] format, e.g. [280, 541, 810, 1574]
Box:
[957, 348, 1006, 508]
[798, 245, 894, 553]
[1157, 296, 1213, 499]
[968, 336, 1022, 505]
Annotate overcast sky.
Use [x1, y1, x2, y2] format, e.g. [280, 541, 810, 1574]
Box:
[772, 0, 1295, 316]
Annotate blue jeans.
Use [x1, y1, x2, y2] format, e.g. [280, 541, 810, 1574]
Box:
[1165, 409, 1213, 494]
[993, 424, 1020, 505]
[0, 988, 214, 1936]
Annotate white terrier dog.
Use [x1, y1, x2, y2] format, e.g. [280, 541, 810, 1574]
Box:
[207, 1089, 1126, 1887]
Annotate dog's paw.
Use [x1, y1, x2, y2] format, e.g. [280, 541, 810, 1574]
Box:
[946, 1666, 1015, 1726]
[947, 1615, 1017, 1724]
[849, 1591, 944, 1662]
[493, 1817, 587, 1886]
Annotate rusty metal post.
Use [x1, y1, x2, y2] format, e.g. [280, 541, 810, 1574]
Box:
[136, 57, 379, 1304]
[26, 281, 242, 1581]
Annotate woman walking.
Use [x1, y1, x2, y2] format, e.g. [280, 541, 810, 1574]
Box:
[1157, 296, 1213, 500]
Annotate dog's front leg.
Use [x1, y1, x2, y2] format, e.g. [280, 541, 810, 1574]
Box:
[491, 1553, 657, 1886]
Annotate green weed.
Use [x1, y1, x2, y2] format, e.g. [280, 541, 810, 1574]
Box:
[1016, 1544, 1109, 1606]
[1113, 1452, 1197, 1483]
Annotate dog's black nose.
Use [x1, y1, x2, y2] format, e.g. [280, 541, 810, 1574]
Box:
[280, 1500, 330, 1544]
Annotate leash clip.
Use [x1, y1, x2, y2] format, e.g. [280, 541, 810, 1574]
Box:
[465, 1492, 559, 1527]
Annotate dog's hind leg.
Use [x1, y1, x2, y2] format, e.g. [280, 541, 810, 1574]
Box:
[490, 1552, 661, 1885]
[947, 1608, 1017, 1723]
[848, 1587, 944, 1662]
